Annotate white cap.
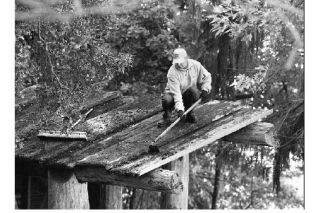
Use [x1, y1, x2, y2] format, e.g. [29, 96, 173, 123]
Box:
[172, 48, 187, 65]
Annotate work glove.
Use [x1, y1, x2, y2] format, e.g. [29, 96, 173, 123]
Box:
[201, 90, 210, 103]
[177, 110, 186, 121]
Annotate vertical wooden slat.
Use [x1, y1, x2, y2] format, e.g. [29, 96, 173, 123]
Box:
[15, 198, 19, 209]
[160, 154, 189, 209]
[27, 176, 31, 209]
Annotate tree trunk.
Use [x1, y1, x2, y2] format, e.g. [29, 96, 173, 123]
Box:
[273, 149, 282, 194]
[160, 155, 189, 209]
[47, 169, 89, 209]
[211, 144, 223, 209]
[216, 35, 230, 98]
[211, 162, 221, 209]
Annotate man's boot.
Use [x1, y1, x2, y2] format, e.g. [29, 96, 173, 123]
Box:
[186, 110, 197, 123]
[157, 110, 172, 128]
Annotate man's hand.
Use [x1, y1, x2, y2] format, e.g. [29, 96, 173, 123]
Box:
[177, 110, 186, 120]
[201, 90, 210, 103]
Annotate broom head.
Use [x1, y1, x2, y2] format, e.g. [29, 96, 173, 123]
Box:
[37, 130, 88, 141]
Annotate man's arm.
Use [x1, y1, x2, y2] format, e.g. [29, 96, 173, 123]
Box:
[198, 64, 212, 92]
[167, 73, 185, 112]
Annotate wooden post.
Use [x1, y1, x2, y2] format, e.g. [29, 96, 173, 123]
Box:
[100, 185, 122, 209]
[48, 169, 89, 209]
[160, 154, 189, 209]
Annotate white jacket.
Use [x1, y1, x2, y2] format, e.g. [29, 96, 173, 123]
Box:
[165, 59, 212, 111]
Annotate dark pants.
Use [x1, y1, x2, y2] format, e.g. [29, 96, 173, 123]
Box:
[162, 86, 200, 118]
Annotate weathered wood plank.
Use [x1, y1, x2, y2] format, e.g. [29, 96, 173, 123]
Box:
[223, 122, 279, 147]
[75, 101, 243, 170]
[16, 94, 161, 167]
[84, 94, 162, 140]
[79, 91, 122, 113]
[17, 100, 234, 166]
[111, 107, 273, 176]
[16, 99, 273, 179]
[16, 139, 88, 165]
[75, 167, 182, 193]
[16, 92, 125, 159]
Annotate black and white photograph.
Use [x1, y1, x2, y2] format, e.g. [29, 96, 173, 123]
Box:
[12, 0, 306, 210]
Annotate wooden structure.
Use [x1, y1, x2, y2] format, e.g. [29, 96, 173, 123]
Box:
[15, 92, 278, 209]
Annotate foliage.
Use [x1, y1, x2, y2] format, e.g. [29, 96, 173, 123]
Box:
[189, 142, 304, 209]
[15, 0, 151, 22]
[206, 0, 304, 194]
[104, 0, 179, 85]
[208, 1, 265, 44]
[15, 1, 135, 121]
[230, 67, 267, 93]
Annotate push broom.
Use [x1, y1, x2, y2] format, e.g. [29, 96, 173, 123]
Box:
[37, 108, 93, 141]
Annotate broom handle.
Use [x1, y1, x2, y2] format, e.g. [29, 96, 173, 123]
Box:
[69, 108, 93, 130]
[154, 98, 202, 143]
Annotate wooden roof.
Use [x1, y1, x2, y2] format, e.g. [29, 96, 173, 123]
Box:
[15, 92, 272, 176]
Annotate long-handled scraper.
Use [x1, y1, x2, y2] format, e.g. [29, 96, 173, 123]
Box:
[148, 98, 202, 153]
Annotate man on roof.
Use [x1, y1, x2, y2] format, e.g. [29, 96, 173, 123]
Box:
[158, 47, 212, 127]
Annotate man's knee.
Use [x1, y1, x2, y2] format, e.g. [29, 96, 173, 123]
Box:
[183, 86, 200, 101]
[162, 93, 174, 110]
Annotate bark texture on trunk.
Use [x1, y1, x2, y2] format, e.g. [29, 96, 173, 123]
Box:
[101, 185, 122, 209]
[211, 163, 221, 209]
[48, 169, 89, 209]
